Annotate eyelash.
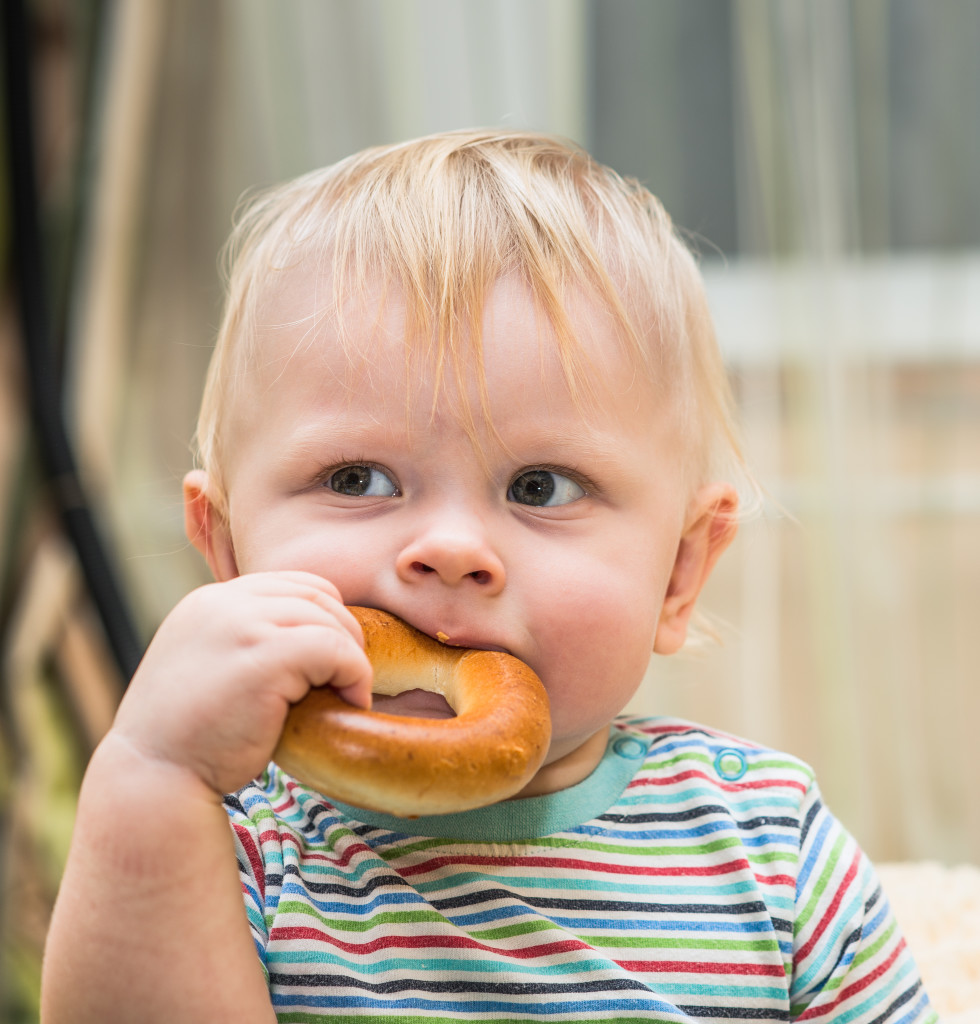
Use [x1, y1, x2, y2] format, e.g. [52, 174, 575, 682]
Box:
[315, 460, 596, 500]
[316, 459, 398, 489]
[517, 464, 595, 494]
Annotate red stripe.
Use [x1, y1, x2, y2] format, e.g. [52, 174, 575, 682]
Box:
[796, 848, 861, 963]
[271, 926, 787, 979]
[795, 938, 906, 1020]
[279, 830, 373, 869]
[757, 873, 796, 888]
[274, 830, 374, 869]
[628, 770, 808, 795]
[282, 842, 354, 866]
[638, 723, 754, 744]
[395, 854, 753, 879]
[256, 806, 373, 869]
[270, 925, 590, 960]
[233, 822, 266, 899]
[615, 958, 786, 978]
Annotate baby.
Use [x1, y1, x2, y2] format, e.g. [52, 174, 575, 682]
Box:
[41, 130, 936, 1022]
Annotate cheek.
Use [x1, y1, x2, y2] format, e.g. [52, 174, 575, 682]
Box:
[531, 573, 661, 701]
[532, 533, 669, 654]
[519, 528, 675, 722]
[228, 511, 339, 577]
[231, 512, 399, 607]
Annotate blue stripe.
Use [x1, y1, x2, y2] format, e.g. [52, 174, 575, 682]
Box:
[551, 916, 779, 934]
[266, 950, 636, 976]
[271, 993, 684, 1016]
[817, 959, 919, 1023]
[616, 786, 802, 812]
[794, 892, 863, 992]
[796, 810, 833, 896]
[569, 819, 799, 846]
[895, 992, 934, 1024]
[280, 885, 431, 915]
[444, 905, 780, 934]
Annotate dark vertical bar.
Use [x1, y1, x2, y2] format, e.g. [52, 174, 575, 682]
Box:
[2, 0, 144, 682]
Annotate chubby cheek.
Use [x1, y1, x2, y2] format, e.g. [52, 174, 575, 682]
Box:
[229, 517, 369, 594]
[527, 577, 660, 741]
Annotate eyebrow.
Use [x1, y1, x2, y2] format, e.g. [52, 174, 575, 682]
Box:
[509, 426, 630, 464]
[276, 411, 639, 475]
[275, 415, 397, 461]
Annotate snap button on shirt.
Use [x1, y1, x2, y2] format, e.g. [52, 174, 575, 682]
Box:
[714, 747, 749, 781]
[612, 735, 648, 760]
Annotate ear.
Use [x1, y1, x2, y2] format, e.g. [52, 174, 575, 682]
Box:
[654, 482, 738, 656]
[183, 469, 240, 581]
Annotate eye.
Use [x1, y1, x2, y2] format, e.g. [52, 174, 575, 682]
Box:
[325, 464, 399, 497]
[508, 469, 585, 507]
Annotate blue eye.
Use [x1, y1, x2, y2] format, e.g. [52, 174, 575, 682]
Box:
[327, 465, 398, 497]
[508, 469, 585, 507]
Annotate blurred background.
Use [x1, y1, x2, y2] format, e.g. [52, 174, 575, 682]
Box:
[1, 1, 978, 1019]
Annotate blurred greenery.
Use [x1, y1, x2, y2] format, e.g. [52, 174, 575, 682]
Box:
[2, 659, 85, 1024]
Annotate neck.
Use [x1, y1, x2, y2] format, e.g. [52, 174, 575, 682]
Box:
[514, 727, 611, 798]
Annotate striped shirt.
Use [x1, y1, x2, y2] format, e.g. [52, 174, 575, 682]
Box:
[225, 717, 937, 1022]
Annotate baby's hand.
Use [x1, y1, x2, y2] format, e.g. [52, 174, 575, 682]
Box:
[111, 571, 372, 794]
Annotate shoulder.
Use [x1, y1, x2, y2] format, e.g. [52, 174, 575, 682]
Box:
[616, 715, 816, 790]
[610, 715, 822, 847]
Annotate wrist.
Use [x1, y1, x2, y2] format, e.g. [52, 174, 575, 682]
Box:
[88, 728, 227, 806]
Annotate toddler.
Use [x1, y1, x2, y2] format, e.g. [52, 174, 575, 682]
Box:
[41, 130, 936, 1022]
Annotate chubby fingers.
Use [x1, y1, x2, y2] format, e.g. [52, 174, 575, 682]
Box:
[237, 571, 374, 709]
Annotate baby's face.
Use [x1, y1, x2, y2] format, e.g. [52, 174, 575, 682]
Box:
[208, 272, 719, 783]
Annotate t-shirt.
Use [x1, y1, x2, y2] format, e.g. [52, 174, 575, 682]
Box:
[224, 716, 937, 1022]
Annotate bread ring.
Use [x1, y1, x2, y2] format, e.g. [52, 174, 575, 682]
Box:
[273, 607, 551, 816]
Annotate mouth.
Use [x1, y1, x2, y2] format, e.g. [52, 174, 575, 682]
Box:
[401, 616, 511, 656]
[436, 636, 511, 654]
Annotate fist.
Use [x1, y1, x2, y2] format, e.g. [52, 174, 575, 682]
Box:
[111, 572, 373, 794]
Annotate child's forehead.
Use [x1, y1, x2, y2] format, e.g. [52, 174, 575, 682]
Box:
[227, 268, 691, 493]
[248, 266, 656, 413]
[240, 270, 679, 446]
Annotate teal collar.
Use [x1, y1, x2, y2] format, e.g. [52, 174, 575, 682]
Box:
[330, 728, 651, 841]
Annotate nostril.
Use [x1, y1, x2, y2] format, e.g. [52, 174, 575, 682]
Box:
[409, 562, 493, 584]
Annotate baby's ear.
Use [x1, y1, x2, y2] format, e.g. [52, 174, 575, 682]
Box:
[183, 470, 240, 581]
[654, 483, 738, 656]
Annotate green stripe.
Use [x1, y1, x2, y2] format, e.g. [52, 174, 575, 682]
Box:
[745, 849, 798, 866]
[816, 917, 899, 994]
[850, 916, 896, 970]
[467, 918, 562, 940]
[649, 750, 810, 777]
[384, 834, 747, 861]
[585, 934, 781, 953]
[275, 902, 447, 931]
[795, 831, 847, 936]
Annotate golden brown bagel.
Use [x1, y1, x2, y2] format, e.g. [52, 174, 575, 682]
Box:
[273, 607, 551, 816]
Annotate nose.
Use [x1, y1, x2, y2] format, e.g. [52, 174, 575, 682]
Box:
[395, 513, 506, 594]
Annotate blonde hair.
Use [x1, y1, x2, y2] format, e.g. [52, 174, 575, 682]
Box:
[195, 129, 747, 515]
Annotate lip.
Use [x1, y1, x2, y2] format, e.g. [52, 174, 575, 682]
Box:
[439, 638, 511, 654]
[423, 625, 511, 655]
[404, 615, 512, 656]
[358, 605, 514, 658]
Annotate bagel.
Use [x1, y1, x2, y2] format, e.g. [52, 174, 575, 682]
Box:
[273, 607, 551, 816]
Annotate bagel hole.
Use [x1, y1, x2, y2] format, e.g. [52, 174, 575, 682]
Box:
[372, 689, 456, 719]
